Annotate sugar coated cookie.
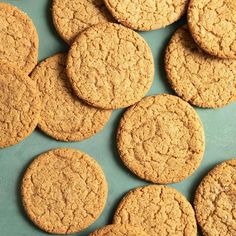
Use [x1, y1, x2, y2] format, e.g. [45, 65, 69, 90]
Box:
[52, 0, 114, 44]
[165, 26, 236, 108]
[0, 2, 38, 74]
[113, 185, 197, 236]
[117, 94, 205, 184]
[89, 224, 149, 236]
[104, 0, 189, 31]
[21, 148, 108, 234]
[0, 63, 41, 148]
[188, 0, 236, 59]
[194, 159, 236, 236]
[67, 23, 154, 109]
[31, 53, 111, 142]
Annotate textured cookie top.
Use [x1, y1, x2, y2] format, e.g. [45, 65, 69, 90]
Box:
[104, 0, 188, 31]
[67, 23, 154, 110]
[113, 185, 197, 236]
[165, 26, 236, 108]
[188, 0, 236, 59]
[21, 148, 108, 234]
[52, 0, 114, 44]
[0, 63, 41, 148]
[194, 159, 236, 236]
[117, 94, 205, 184]
[89, 224, 149, 236]
[0, 2, 38, 74]
[31, 54, 111, 142]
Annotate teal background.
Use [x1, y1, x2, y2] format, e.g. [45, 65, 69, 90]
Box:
[0, 0, 236, 235]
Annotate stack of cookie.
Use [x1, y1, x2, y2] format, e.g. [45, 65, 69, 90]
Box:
[1, 0, 236, 235]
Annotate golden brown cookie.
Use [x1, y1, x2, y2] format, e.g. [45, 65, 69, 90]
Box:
[0, 2, 39, 74]
[104, 0, 188, 31]
[31, 53, 111, 142]
[52, 0, 114, 44]
[67, 23, 154, 110]
[117, 94, 205, 184]
[113, 185, 197, 236]
[165, 26, 236, 108]
[89, 224, 149, 236]
[0, 63, 41, 148]
[188, 0, 236, 59]
[21, 148, 108, 234]
[194, 159, 236, 236]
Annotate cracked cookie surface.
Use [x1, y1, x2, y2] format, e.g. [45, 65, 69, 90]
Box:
[0, 2, 38, 74]
[67, 23, 154, 110]
[117, 94, 205, 184]
[104, 0, 188, 31]
[194, 159, 236, 236]
[165, 26, 236, 108]
[0, 63, 41, 148]
[188, 0, 236, 59]
[52, 0, 114, 44]
[113, 185, 197, 236]
[89, 224, 149, 236]
[31, 53, 111, 142]
[21, 148, 108, 234]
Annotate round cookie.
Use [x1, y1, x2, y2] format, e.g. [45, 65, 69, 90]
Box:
[117, 94, 205, 184]
[188, 0, 236, 59]
[21, 148, 108, 234]
[165, 26, 236, 108]
[104, 0, 188, 31]
[0, 2, 39, 74]
[0, 63, 41, 148]
[67, 23, 154, 110]
[31, 53, 111, 142]
[113, 185, 197, 236]
[52, 0, 114, 44]
[194, 159, 236, 236]
[89, 224, 149, 236]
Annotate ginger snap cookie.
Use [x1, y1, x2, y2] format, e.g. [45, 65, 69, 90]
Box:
[103, 0, 189, 31]
[89, 224, 149, 236]
[31, 53, 111, 142]
[67, 23, 154, 110]
[188, 0, 236, 59]
[113, 185, 197, 236]
[21, 148, 108, 234]
[0, 63, 41, 148]
[165, 26, 236, 108]
[0, 2, 39, 74]
[117, 94, 205, 184]
[52, 0, 114, 44]
[194, 159, 236, 236]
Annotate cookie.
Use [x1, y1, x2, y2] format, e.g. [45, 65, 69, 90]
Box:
[165, 26, 236, 108]
[89, 224, 149, 236]
[113, 185, 197, 235]
[117, 94, 205, 184]
[0, 63, 41, 148]
[31, 53, 111, 142]
[188, 0, 236, 59]
[0, 2, 39, 74]
[104, 0, 188, 31]
[194, 159, 236, 236]
[52, 0, 114, 44]
[67, 23, 154, 110]
[21, 148, 108, 234]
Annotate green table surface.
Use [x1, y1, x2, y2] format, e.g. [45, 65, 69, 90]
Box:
[0, 1, 236, 235]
